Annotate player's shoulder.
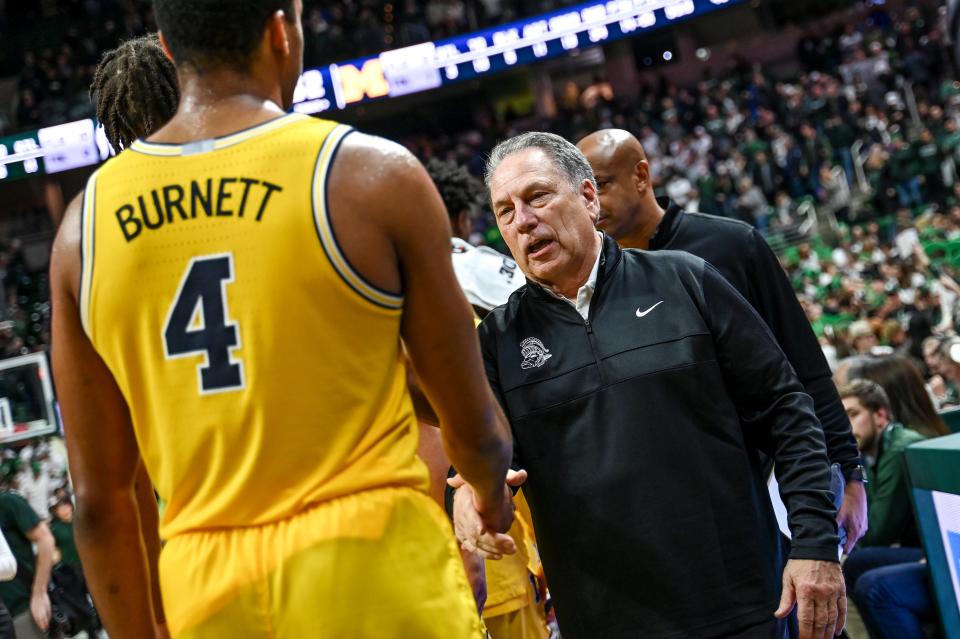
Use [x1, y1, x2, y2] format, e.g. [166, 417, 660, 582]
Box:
[334, 128, 421, 172]
[50, 186, 87, 300]
[328, 129, 435, 221]
[330, 129, 428, 190]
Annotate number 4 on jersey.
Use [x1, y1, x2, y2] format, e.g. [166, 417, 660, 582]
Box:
[164, 254, 244, 394]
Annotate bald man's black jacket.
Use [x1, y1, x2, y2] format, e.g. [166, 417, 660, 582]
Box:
[478, 235, 838, 639]
[649, 201, 862, 478]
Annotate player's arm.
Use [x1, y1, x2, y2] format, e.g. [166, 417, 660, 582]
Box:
[50, 193, 157, 638]
[327, 133, 513, 531]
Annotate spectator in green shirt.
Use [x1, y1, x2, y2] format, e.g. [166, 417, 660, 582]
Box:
[823, 115, 856, 183]
[49, 499, 79, 570]
[0, 485, 55, 639]
[888, 137, 923, 209]
[839, 379, 931, 639]
[913, 128, 944, 200]
[839, 379, 925, 547]
[937, 117, 960, 161]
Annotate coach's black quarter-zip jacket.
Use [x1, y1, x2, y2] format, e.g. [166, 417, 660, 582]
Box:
[478, 234, 839, 639]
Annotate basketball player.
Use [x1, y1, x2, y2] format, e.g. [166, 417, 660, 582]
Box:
[87, 35, 523, 633]
[50, 2, 514, 638]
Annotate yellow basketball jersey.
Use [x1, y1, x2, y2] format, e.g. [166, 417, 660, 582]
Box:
[78, 114, 428, 539]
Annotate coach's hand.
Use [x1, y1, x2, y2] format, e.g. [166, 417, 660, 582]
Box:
[448, 469, 527, 559]
[775, 559, 846, 639]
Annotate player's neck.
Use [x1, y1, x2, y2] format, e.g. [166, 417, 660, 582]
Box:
[152, 71, 286, 143]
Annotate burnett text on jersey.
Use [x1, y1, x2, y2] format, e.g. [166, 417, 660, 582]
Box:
[114, 176, 284, 242]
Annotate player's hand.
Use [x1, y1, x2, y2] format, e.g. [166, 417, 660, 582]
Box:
[30, 590, 51, 632]
[448, 469, 527, 559]
[775, 559, 846, 639]
[837, 480, 868, 555]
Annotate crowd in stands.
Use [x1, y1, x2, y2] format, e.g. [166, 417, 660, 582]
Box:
[0, 0, 584, 134]
[0, 203, 52, 360]
[0, 242, 48, 362]
[402, 4, 960, 362]
[1, 0, 157, 133]
[0, 440, 70, 523]
[411, 4, 951, 221]
[3, 2, 960, 371]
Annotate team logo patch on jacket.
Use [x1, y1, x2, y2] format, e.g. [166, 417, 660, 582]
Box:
[520, 337, 552, 369]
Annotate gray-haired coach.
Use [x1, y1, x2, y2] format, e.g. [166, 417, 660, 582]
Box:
[450, 132, 845, 639]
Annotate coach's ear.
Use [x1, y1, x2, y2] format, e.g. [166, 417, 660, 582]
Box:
[157, 32, 175, 63]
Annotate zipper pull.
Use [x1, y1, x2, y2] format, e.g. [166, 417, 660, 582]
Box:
[584, 318, 593, 334]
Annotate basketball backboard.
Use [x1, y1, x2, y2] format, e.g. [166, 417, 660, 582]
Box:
[0, 352, 57, 444]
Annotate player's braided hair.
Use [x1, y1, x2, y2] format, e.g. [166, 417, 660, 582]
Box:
[424, 158, 484, 222]
[91, 34, 179, 153]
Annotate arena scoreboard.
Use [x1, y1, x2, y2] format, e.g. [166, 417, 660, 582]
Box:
[0, 129, 45, 182]
[0, 0, 744, 184]
[292, 0, 743, 114]
[0, 117, 111, 185]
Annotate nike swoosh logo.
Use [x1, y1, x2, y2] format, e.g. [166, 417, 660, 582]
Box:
[636, 301, 664, 318]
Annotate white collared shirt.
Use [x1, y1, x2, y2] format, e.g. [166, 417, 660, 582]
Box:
[539, 236, 602, 320]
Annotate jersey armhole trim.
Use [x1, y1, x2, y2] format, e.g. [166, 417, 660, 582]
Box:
[312, 124, 404, 311]
[78, 171, 98, 340]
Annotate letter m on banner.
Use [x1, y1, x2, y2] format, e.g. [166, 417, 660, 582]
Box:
[337, 59, 390, 104]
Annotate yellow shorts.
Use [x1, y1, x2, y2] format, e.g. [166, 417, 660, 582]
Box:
[160, 487, 484, 638]
[484, 600, 549, 639]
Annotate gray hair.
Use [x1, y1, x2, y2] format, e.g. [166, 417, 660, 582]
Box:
[484, 131, 597, 192]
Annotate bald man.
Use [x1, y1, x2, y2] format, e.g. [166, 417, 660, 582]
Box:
[577, 130, 868, 555]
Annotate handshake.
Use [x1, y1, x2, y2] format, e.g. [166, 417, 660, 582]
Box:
[447, 469, 528, 559]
